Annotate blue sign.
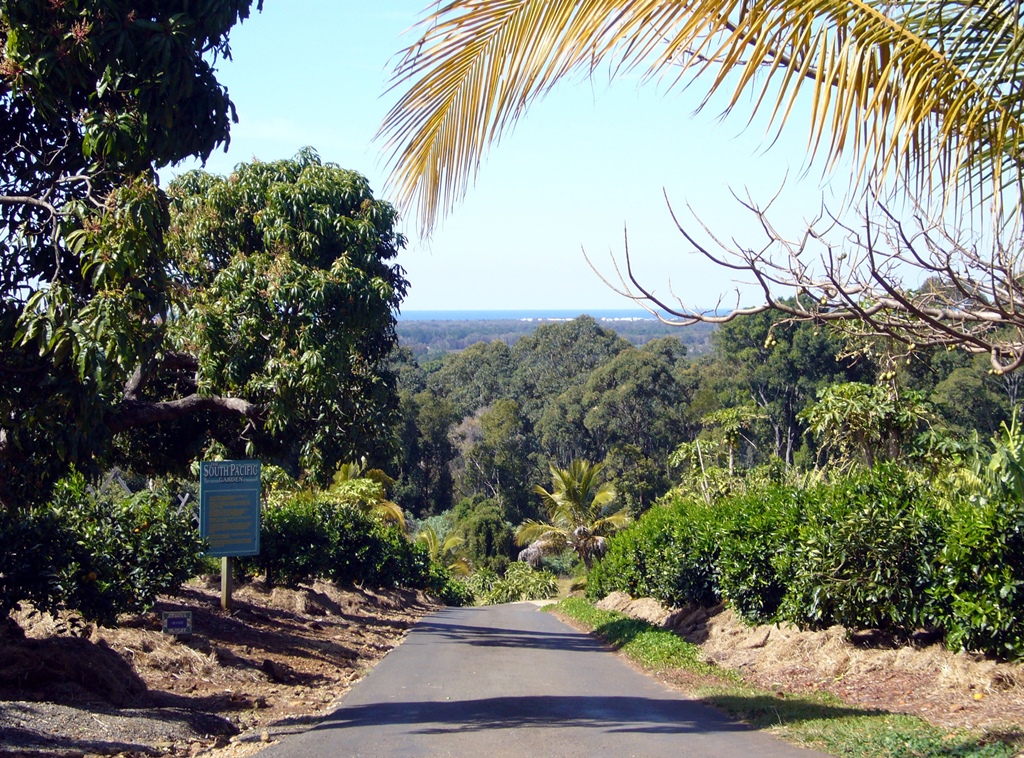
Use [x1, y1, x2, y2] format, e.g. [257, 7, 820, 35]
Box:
[162, 611, 193, 635]
[200, 460, 261, 557]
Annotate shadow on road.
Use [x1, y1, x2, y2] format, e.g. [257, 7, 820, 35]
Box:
[410, 619, 607, 652]
[310, 694, 757, 735]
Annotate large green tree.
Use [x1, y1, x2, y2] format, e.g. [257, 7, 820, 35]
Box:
[710, 308, 871, 465]
[380, 0, 1024, 372]
[1, 1, 263, 508]
[152, 151, 408, 479]
[460, 398, 538, 523]
[509, 316, 629, 422]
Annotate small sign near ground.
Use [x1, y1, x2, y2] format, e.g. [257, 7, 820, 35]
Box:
[162, 611, 193, 636]
[199, 460, 261, 558]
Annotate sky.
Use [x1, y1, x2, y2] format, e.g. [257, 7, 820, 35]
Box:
[167, 1, 846, 312]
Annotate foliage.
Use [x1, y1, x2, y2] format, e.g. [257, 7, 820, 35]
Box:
[780, 466, 944, 633]
[392, 389, 459, 517]
[928, 416, 1024, 658]
[425, 563, 475, 606]
[382, 1, 1022, 233]
[324, 470, 406, 528]
[717, 485, 805, 624]
[452, 496, 514, 573]
[705, 311, 867, 467]
[0, 471, 203, 624]
[478, 562, 557, 605]
[517, 459, 629, 569]
[414, 525, 469, 576]
[459, 399, 537, 523]
[397, 317, 714, 361]
[508, 316, 629, 423]
[458, 567, 500, 604]
[930, 491, 1024, 659]
[0, 1, 262, 510]
[586, 495, 723, 608]
[162, 152, 409, 480]
[800, 383, 933, 469]
[581, 341, 688, 460]
[381, 0, 1024, 373]
[238, 493, 431, 591]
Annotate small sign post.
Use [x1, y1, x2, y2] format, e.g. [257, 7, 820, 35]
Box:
[161, 611, 193, 637]
[199, 460, 261, 610]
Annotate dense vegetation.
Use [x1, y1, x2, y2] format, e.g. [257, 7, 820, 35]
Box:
[3, 4, 1024, 667]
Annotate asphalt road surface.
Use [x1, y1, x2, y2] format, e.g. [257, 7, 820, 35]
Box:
[261, 602, 832, 757]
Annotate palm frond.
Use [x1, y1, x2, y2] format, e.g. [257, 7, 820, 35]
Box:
[515, 518, 569, 547]
[380, 0, 1024, 233]
[367, 499, 407, 529]
[592, 507, 631, 535]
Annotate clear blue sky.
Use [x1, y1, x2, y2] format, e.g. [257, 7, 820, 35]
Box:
[168, 1, 843, 312]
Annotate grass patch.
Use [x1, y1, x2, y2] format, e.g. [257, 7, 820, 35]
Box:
[549, 598, 1022, 758]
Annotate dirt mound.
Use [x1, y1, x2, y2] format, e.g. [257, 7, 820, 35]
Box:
[0, 615, 147, 707]
[0, 578, 438, 756]
[603, 594, 1024, 732]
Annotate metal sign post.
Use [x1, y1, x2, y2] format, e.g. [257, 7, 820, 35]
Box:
[199, 460, 261, 611]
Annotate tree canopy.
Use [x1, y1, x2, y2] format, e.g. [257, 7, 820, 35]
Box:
[1, 1, 264, 508]
[0, 3, 409, 508]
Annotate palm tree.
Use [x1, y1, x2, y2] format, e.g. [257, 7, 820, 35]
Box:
[415, 526, 472, 576]
[327, 459, 406, 529]
[378, 2, 1024, 371]
[380, 0, 1023, 234]
[516, 459, 630, 569]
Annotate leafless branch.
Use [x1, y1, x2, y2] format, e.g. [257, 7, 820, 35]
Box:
[588, 190, 1024, 373]
[107, 394, 263, 434]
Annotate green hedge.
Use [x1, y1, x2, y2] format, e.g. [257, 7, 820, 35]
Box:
[929, 494, 1024, 658]
[587, 496, 723, 607]
[779, 467, 943, 633]
[0, 472, 203, 625]
[239, 495, 428, 587]
[587, 464, 1024, 660]
[236, 494, 471, 604]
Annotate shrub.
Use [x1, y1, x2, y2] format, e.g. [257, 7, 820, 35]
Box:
[717, 484, 805, 624]
[425, 563, 475, 606]
[454, 499, 514, 572]
[929, 493, 1024, 658]
[252, 496, 336, 585]
[484, 562, 558, 604]
[0, 472, 203, 625]
[587, 495, 724, 608]
[460, 567, 499, 603]
[240, 494, 433, 590]
[779, 466, 943, 634]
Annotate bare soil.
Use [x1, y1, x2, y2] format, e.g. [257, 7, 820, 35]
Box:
[595, 592, 1024, 734]
[0, 577, 437, 757]
[1, 585, 1021, 757]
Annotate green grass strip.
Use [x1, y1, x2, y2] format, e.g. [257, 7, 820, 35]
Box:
[550, 598, 1022, 758]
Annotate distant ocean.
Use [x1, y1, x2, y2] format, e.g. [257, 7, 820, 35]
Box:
[398, 309, 660, 322]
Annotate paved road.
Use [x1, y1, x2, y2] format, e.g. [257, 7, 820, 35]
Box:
[261, 603, 831, 757]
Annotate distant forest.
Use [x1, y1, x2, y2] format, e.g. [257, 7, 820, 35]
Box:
[397, 317, 716, 359]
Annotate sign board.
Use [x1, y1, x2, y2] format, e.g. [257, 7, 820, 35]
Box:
[199, 460, 261, 557]
[162, 611, 193, 636]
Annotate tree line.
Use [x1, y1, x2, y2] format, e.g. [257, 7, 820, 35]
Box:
[386, 309, 1016, 573]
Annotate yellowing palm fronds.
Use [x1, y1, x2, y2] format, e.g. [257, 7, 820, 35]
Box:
[379, 0, 1024, 233]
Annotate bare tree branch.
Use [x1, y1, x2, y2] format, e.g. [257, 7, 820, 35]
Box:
[107, 394, 262, 434]
[588, 190, 1024, 374]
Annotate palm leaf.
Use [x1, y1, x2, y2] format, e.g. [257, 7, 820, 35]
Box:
[515, 518, 569, 547]
[380, 0, 1024, 232]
